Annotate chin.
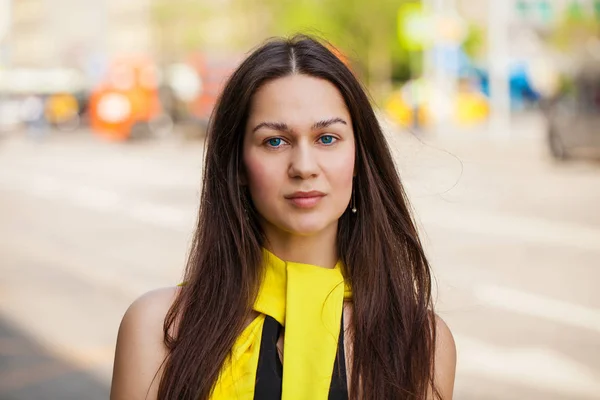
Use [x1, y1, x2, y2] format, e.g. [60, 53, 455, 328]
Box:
[259, 206, 343, 237]
[286, 225, 328, 236]
[279, 215, 338, 237]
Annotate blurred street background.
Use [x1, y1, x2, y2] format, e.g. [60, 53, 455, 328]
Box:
[1, 0, 599, 399]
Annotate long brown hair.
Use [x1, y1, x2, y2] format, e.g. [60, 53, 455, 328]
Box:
[158, 34, 439, 399]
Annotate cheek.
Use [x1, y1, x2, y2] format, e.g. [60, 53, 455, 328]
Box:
[244, 151, 282, 204]
[326, 150, 355, 193]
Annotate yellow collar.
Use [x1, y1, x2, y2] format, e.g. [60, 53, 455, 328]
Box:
[253, 248, 351, 398]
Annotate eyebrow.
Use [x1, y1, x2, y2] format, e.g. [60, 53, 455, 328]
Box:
[251, 117, 347, 134]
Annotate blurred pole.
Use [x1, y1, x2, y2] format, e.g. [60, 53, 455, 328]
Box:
[426, 0, 460, 137]
[422, 0, 435, 80]
[487, 0, 511, 140]
[0, 0, 10, 68]
[423, 0, 443, 135]
[0, 0, 10, 115]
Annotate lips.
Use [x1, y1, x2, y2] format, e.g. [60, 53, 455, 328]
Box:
[285, 191, 326, 208]
[285, 190, 326, 199]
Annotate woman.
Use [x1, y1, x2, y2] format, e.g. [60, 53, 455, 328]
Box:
[111, 35, 456, 400]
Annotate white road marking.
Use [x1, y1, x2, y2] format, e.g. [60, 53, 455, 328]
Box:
[474, 284, 600, 334]
[455, 334, 600, 398]
[4, 171, 600, 255]
[2, 166, 600, 398]
[129, 202, 189, 230]
[71, 185, 120, 211]
[418, 207, 600, 252]
[0, 171, 191, 231]
[29, 176, 61, 199]
[3, 163, 600, 265]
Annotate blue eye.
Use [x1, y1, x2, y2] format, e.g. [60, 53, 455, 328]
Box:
[319, 135, 336, 145]
[267, 138, 283, 147]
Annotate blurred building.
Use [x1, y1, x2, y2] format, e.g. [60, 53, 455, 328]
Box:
[457, 0, 600, 28]
[106, 0, 154, 59]
[0, 0, 9, 67]
[454, 0, 599, 70]
[8, 0, 153, 71]
[9, 0, 109, 68]
[6, 0, 266, 71]
[9, 0, 49, 67]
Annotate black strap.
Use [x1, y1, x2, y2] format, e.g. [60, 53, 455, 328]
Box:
[254, 315, 348, 399]
[328, 315, 349, 399]
[254, 315, 283, 398]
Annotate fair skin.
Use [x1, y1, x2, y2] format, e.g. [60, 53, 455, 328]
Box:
[111, 74, 456, 399]
[242, 74, 355, 268]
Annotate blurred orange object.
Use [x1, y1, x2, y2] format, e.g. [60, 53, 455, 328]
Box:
[385, 94, 430, 128]
[89, 56, 162, 141]
[185, 53, 240, 123]
[385, 79, 431, 129]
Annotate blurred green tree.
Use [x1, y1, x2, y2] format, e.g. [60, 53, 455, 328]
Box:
[152, 1, 213, 63]
[549, 2, 600, 53]
[151, 0, 268, 64]
[566, 0, 584, 21]
[254, 0, 415, 102]
[462, 23, 486, 60]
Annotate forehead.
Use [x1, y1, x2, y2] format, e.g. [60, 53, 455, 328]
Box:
[247, 74, 351, 126]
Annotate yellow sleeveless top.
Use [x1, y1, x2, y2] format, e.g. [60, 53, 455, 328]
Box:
[210, 248, 352, 399]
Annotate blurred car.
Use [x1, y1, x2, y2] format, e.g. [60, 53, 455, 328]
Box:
[88, 56, 165, 141]
[542, 60, 600, 160]
[0, 68, 87, 133]
[0, 99, 22, 133]
[179, 52, 240, 139]
[384, 77, 489, 129]
[384, 78, 431, 129]
[45, 93, 81, 131]
[476, 63, 541, 111]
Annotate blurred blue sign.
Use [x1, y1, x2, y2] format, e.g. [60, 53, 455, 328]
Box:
[433, 45, 470, 75]
[516, 0, 554, 23]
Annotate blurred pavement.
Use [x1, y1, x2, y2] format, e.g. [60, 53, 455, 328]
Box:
[1, 112, 599, 399]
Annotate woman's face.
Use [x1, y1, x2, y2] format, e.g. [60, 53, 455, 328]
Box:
[243, 74, 356, 237]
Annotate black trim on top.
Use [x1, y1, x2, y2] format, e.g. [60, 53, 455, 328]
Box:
[254, 315, 283, 398]
[328, 315, 349, 399]
[253, 314, 348, 399]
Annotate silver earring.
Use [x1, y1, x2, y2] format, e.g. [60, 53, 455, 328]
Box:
[351, 187, 357, 214]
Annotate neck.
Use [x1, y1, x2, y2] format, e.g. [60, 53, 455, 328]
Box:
[261, 221, 339, 269]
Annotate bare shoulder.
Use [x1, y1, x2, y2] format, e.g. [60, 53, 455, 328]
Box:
[110, 287, 180, 400]
[431, 314, 457, 399]
[121, 287, 180, 329]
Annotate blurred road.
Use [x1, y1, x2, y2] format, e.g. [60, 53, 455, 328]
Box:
[1, 113, 599, 399]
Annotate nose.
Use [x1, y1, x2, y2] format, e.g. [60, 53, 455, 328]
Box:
[288, 141, 319, 179]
